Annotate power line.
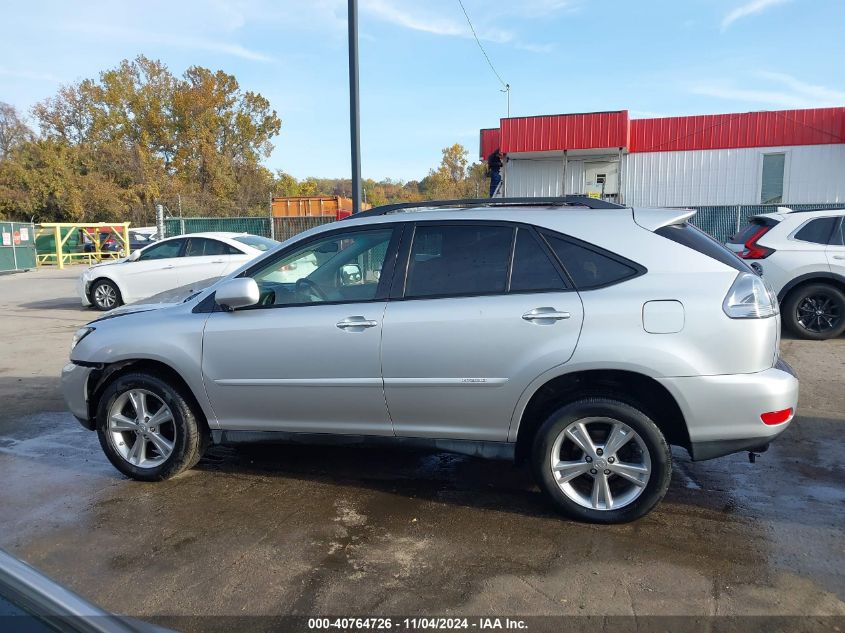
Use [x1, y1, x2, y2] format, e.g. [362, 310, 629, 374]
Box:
[456, 0, 508, 90]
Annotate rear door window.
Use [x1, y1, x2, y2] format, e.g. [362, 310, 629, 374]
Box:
[794, 217, 837, 244]
[509, 228, 568, 292]
[542, 233, 642, 289]
[405, 224, 513, 298]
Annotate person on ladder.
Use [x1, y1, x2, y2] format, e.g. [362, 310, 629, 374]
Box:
[487, 148, 503, 197]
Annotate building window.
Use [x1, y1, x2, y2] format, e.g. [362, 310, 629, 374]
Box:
[761, 153, 786, 204]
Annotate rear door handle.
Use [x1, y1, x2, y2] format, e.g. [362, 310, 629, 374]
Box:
[336, 316, 378, 331]
[522, 307, 571, 322]
[833, 255, 845, 260]
[162, 265, 175, 270]
[211, 259, 225, 264]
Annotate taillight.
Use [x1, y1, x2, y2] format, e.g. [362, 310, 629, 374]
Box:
[723, 272, 778, 319]
[761, 408, 793, 425]
[739, 225, 774, 259]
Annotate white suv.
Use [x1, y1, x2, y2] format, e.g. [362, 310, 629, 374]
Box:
[62, 197, 798, 523]
[727, 208, 845, 340]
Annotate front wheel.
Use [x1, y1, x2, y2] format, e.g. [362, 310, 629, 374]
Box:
[90, 278, 122, 311]
[532, 398, 671, 523]
[95, 372, 208, 481]
[782, 283, 845, 340]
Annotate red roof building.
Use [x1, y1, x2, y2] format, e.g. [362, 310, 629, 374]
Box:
[479, 107, 845, 206]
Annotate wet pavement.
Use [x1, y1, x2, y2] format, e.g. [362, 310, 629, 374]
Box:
[1, 267, 843, 626]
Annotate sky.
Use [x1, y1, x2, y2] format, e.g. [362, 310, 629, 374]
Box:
[1, 0, 844, 181]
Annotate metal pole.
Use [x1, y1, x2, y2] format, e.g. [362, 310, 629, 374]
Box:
[348, 0, 362, 214]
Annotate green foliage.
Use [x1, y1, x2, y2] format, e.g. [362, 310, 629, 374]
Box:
[1, 56, 281, 223]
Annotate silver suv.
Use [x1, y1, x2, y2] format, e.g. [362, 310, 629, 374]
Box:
[62, 197, 799, 523]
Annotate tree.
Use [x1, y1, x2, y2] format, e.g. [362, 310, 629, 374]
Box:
[8, 56, 283, 221]
[0, 102, 33, 160]
[423, 143, 479, 199]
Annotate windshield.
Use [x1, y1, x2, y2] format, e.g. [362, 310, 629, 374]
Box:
[234, 235, 279, 252]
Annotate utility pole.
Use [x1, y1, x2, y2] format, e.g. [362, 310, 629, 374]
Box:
[348, 0, 362, 213]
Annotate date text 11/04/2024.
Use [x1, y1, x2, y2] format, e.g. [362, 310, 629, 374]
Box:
[307, 618, 528, 630]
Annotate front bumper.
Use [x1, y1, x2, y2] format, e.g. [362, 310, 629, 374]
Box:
[661, 359, 799, 461]
[77, 275, 92, 307]
[61, 362, 95, 430]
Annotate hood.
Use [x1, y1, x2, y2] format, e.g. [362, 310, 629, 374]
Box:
[84, 258, 128, 273]
[91, 277, 221, 321]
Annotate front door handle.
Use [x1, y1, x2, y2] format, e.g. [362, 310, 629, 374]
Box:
[833, 255, 845, 260]
[162, 265, 175, 270]
[211, 259, 225, 264]
[522, 307, 571, 323]
[336, 316, 378, 331]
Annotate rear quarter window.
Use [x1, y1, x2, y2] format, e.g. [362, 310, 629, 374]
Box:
[793, 217, 837, 244]
[542, 232, 643, 290]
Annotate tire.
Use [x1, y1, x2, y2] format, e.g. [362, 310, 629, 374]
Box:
[532, 398, 671, 524]
[95, 372, 209, 481]
[782, 283, 845, 341]
[89, 278, 122, 311]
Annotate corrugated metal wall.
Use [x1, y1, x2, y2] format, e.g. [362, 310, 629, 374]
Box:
[479, 128, 501, 160]
[501, 111, 629, 153]
[504, 158, 605, 197]
[505, 159, 564, 196]
[630, 107, 845, 152]
[622, 143, 845, 207]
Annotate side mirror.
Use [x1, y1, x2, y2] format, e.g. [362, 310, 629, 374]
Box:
[340, 263, 362, 286]
[215, 278, 260, 311]
[128, 250, 141, 262]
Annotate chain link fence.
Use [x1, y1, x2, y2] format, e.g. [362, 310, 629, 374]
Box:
[164, 217, 272, 239]
[273, 217, 336, 242]
[688, 203, 845, 242]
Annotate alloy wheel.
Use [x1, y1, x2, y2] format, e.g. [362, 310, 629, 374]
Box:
[93, 283, 117, 309]
[106, 389, 175, 469]
[549, 417, 652, 511]
[796, 294, 841, 334]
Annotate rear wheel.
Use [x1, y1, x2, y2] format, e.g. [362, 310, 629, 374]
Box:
[783, 283, 845, 340]
[96, 372, 208, 481]
[90, 278, 122, 311]
[532, 398, 671, 523]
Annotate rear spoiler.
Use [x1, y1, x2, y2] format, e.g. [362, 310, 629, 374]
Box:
[633, 208, 696, 232]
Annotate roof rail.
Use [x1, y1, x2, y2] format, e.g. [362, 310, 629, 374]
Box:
[346, 196, 626, 219]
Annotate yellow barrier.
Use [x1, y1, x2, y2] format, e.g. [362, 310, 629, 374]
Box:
[35, 223, 131, 269]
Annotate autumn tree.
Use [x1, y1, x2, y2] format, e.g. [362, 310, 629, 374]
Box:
[3, 56, 281, 223]
[0, 103, 33, 160]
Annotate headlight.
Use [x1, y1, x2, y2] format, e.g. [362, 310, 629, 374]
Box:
[722, 272, 778, 319]
[71, 327, 95, 352]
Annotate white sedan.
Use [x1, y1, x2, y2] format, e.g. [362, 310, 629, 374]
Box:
[78, 232, 279, 310]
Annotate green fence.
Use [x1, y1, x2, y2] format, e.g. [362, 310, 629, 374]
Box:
[164, 217, 272, 239]
[0, 222, 37, 272]
[164, 216, 337, 243]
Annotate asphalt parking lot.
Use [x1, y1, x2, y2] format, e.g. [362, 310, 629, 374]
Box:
[1, 267, 843, 629]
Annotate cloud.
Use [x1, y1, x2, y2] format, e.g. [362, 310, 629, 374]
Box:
[721, 0, 790, 31]
[361, 0, 512, 42]
[360, 0, 561, 52]
[689, 71, 845, 108]
[757, 71, 845, 103]
[61, 23, 274, 62]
